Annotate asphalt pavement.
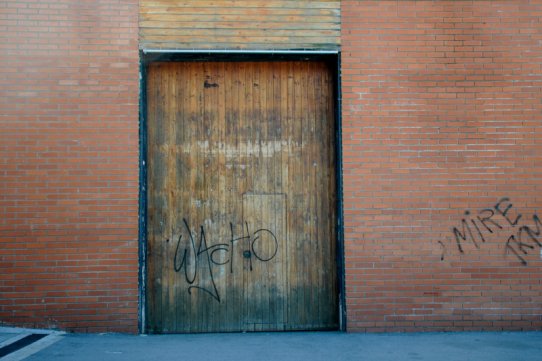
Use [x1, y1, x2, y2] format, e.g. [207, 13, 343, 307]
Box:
[0, 327, 541, 361]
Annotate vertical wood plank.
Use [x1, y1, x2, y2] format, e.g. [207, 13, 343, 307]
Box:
[302, 61, 312, 328]
[232, 62, 244, 331]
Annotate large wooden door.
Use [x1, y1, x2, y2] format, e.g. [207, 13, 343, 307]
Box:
[146, 61, 337, 333]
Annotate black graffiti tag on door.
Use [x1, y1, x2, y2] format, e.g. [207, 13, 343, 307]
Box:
[168, 218, 278, 302]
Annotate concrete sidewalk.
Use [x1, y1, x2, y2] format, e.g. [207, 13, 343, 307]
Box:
[1, 328, 541, 361]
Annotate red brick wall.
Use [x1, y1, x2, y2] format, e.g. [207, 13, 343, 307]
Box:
[0, 0, 140, 332]
[342, 1, 542, 331]
[2, 0, 542, 334]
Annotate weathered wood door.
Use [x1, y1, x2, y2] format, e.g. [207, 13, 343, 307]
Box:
[146, 61, 337, 333]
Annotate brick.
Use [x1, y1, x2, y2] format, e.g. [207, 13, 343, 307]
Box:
[342, 0, 542, 332]
[2, 0, 542, 335]
[0, 0, 139, 333]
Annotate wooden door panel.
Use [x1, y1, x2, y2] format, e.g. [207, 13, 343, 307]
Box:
[243, 193, 287, 327]
[146, 61, 337, 333]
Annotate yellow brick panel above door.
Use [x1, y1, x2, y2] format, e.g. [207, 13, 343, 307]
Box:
[139, 1, 340, 51]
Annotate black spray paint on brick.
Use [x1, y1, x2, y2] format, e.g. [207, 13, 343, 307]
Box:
[448, 197, 541, 265]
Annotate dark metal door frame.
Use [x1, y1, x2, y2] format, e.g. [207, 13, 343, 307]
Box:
[137, 50, 345, 333]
